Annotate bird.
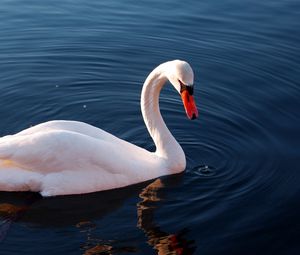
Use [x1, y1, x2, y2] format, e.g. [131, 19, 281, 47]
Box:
[0, 60, 198, 197]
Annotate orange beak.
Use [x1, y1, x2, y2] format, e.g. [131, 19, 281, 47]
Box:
[181, 90, 198, 120]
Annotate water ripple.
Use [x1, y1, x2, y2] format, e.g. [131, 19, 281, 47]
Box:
[0, 0, 299, 253]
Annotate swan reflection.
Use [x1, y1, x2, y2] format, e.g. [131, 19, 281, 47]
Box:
[138, 179, 196, 255]
[0, 178, 196, 254]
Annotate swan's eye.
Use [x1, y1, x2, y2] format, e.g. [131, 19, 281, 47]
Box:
[179, 80, 194, 95]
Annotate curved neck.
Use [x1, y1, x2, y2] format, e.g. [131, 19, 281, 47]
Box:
[141, 63, 185, 169]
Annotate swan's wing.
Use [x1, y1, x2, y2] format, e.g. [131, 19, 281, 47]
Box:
[0, 122, 162, 196]
[0, 129, 133, 174]
[15, 120, 120, 143]
[0, 129, 160, 196]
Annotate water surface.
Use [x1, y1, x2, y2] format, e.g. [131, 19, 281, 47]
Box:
[0, 0, 299, 254]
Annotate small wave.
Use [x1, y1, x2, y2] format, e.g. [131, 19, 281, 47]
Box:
[192, 165, 216, 177]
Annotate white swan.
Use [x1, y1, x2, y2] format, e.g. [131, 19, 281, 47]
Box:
[0, 60, 198, 197]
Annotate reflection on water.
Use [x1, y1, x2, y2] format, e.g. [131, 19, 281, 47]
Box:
[0, 178, 195, 254]
[77, 220, 137, 254]
[0, 193, 39, 242]
[138, 179, 196, 255]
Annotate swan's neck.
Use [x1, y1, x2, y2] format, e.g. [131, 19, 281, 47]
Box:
[141, 64, 186, 171]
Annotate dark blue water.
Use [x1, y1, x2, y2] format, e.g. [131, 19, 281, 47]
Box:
[0, 0, 300, 254]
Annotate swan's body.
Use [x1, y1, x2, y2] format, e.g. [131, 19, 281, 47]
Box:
[0, 60, 198, 196]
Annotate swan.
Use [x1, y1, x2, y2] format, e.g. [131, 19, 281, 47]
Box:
[0, 60, 198, 197]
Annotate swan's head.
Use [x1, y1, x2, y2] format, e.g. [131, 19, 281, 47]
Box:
[166, 60, 199, 120]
